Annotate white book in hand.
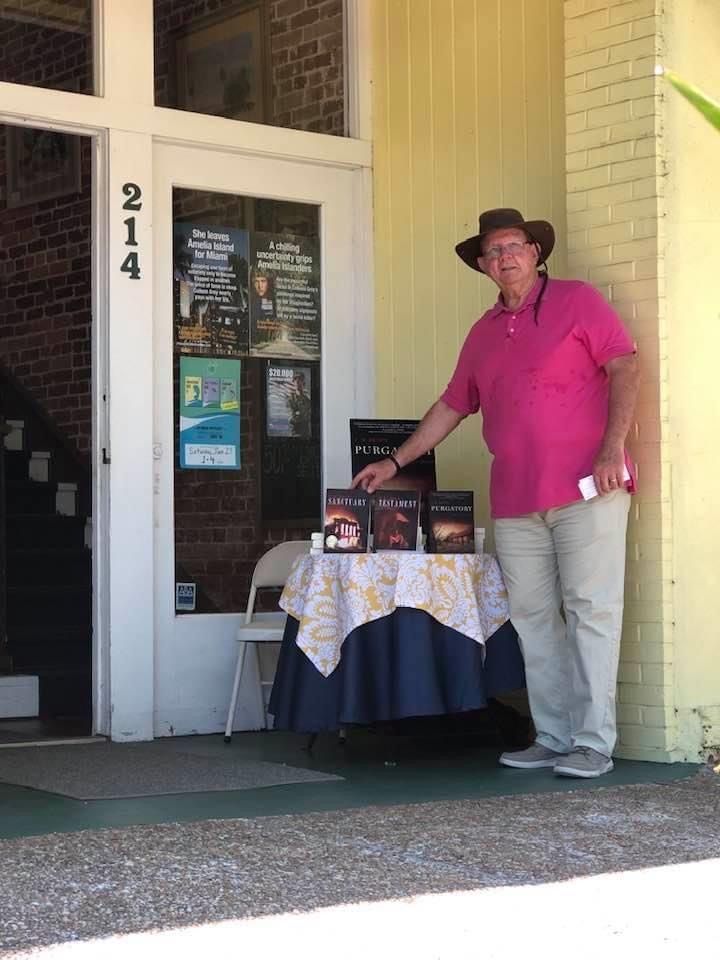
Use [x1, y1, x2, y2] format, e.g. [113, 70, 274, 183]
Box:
[578, 466, 631, 501]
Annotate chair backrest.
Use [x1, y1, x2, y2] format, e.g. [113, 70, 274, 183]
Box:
[244, 540, 310, 624]
[251, 540, 310, 589]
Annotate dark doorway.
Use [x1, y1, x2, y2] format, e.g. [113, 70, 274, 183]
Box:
[0, 122, 93, 743]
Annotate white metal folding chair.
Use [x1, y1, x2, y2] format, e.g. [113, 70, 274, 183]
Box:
[224, 540, 310, 743]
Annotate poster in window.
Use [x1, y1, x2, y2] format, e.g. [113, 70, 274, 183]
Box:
[179, 356, 241, 469]
[174, 223, 249, 356]
[249, 232, 320, 360]
[266, 362, 312, 438]
[260, 361, 321, 525]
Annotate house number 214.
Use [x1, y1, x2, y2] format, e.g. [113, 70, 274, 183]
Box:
[120, 182, 142, 280]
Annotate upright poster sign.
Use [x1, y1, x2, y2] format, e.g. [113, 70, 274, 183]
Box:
[249, 232, 320, 359]
[266, 362, 312, 438]
[179, 356, 241, 469]
[174, 223, 249, 356]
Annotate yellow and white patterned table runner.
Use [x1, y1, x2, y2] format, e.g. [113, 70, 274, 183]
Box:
[279, 552, 510, 677]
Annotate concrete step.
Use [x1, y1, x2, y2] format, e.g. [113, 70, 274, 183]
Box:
[0, 674, 39, 719]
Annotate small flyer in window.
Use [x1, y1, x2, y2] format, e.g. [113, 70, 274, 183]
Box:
[249, 232, 320, 361]
[184, 375, 202, 408]
[202, 377, 219, 407]
[266, 362, 312, 438]
[220, 378, 239, 411]
[174, 222, 250, 357]
[179, 356, 241, 470]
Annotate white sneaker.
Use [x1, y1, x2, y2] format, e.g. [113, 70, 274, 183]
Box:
[554, 746, 614, 778]
[499, 743, 568, 769]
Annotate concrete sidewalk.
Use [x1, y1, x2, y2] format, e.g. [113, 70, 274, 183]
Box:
[1, 766, 718, 958]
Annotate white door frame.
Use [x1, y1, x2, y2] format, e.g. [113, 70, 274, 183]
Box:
[152, 143, 373, 737]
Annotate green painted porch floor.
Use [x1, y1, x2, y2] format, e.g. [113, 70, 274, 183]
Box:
[0, 729, 698, 840]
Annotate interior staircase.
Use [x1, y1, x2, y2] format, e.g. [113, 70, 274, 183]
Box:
[0, 365, 92, 722]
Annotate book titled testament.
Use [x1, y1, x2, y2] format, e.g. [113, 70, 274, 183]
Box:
[372, 490, 419, 551]
[427, 491, 474, 554]
[323, 488, 370, 553]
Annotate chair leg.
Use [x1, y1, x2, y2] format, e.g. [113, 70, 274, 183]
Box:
[224, 642, 248, 743]
[250, 643, 268, 731]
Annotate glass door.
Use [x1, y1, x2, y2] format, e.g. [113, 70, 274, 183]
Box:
[152, 142, 371, 736]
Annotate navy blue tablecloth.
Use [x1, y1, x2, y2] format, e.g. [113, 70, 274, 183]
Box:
[268, 608, 525, 733]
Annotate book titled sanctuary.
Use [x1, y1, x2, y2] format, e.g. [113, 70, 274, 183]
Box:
[427, 491, 474, 554]
[323, 488, 370, 553]
[372, 490, 419, 551]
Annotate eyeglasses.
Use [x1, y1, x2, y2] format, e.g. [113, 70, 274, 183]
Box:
[481, 240, 533, 261]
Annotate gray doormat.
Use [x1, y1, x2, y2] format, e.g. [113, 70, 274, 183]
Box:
[0, 740, 342, 800]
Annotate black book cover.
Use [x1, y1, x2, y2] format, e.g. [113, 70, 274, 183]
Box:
[427, 491, 474, 554]
[350, 419, 437, 495]
[350, 419, 437, 531]
[323, 488, 370, 553]
[372, 490, 419, 551]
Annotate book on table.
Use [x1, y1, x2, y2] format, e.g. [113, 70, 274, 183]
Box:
[427, 491, 475, 554]
[349, 419, 437, 530]
[371, 490, 419, 551]
[323, 488, 370, 553]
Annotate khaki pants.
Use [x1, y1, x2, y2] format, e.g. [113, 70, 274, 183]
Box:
[494, 490, 630, 757]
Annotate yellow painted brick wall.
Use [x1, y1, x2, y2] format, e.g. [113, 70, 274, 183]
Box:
[564, 0, 676, 760]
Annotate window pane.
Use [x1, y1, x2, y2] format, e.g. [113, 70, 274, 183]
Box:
[173, 188, 322, 615]
[155, 0, 345, 136]
[0, 1, 94, 94]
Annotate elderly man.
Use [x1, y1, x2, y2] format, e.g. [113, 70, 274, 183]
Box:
[352, 208, 639, 778]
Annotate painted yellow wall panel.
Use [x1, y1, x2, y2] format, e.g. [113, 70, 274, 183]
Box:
[408, 1, 438, 413]
[372, 0, 568, 534]
[386, 0, 414, 412]
[664, 0, 720, 745]
[499, 0, 529, 206]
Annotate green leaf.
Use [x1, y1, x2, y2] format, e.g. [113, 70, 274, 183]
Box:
[663, 68, 720, 132]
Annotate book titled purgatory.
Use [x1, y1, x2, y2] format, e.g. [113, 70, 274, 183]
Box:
[427, 491, 474, 554]
[372, 490, 419, 551]
[323, 489, 370, 553]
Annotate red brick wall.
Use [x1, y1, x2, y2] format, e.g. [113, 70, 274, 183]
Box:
[0, 9, 93, 94]
[0, 138, 93, 455]
[154, 0, 345, 136]
[0, 12, 93, 455]
[270, 0, 344, 135]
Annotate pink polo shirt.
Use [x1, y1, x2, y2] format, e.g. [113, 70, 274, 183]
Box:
[441, 278, 635, 518]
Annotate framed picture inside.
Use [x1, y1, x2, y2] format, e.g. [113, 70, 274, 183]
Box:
[5, 125, 82, 209]
[173, 2, 271, 123]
